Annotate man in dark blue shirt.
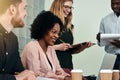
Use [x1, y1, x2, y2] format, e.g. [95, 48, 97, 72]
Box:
[0, 0, 36, 80]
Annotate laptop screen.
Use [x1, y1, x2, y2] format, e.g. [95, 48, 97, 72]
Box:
[96, 53, 116, 80]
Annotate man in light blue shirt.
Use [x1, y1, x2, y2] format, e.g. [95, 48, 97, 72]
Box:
[96, 0, 120, 69]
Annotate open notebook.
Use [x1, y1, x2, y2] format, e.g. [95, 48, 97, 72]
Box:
[96, 53, 116, 80]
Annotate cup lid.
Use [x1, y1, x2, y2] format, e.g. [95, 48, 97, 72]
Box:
[71, 69, 83, 73]
[100, 69, 112, 73]
[113, 70, 119, 72]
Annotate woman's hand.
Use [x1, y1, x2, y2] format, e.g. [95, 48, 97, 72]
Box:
[72, 41, 94, 53]
[85, 41, 94, 48]
[15, 70, 36, 80]
[45, 71, 58, 79]
[64, 76, 72, 80]
[53, 43, 71, 51]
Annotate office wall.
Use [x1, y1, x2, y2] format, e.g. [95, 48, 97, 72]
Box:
[45, 0, 112, 76]
[13, 0, 44, 53]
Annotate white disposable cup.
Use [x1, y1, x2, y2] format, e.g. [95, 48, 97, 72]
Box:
[112, 70, 119, 80]
[71, 69, 83, 80]
[100, 69, 113, 80]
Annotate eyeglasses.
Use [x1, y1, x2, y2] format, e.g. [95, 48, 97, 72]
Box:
[63, 5, 74, 10]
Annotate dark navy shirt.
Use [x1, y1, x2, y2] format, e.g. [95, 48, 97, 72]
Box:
[0, 24, 24, 80]
[55, 26, 74, 69]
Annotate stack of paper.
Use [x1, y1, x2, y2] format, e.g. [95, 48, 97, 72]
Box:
[101, 34, 120, 39]
[100, 34, 120, 46]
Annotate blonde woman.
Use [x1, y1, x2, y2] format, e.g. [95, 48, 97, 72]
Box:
[50, 0, 93, 74]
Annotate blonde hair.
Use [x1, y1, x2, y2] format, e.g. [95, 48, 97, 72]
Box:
[50, 0, 73, 31]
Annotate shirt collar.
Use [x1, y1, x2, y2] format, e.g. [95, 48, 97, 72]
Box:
[0, 24, 9, 35]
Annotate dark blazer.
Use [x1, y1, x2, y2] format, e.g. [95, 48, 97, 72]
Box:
[0, 24, 24, 80]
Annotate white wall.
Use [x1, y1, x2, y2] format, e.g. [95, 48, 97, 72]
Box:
[45, 0, 112, 76]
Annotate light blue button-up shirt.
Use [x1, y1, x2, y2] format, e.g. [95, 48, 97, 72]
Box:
[99, 12, 120, 54]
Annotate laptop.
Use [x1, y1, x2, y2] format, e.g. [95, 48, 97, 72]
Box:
[96, 53, 116, 80]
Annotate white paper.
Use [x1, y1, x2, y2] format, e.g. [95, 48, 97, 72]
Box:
[36, 77, 56, 80]
[101, 34, 120, 39]
[100, 34, 120, 46]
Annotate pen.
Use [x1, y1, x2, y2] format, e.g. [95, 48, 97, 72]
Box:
[15, 72, 20, 75]
[59, 39, 65, 43]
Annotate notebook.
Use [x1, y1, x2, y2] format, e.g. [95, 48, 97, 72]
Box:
[96, 53, 116, 80]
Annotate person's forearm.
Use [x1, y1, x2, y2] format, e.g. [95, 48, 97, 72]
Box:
[52, 45, 59, 50]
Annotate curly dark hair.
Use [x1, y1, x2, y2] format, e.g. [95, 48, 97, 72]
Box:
[31, 10, 63, 40]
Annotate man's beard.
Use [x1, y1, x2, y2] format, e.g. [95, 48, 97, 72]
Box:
[11, 14, 25, 28]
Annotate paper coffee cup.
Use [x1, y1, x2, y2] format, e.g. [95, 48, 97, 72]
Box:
[112, 70, 119, 80]
[100, 69, 113, 80]
[71, 69, 83, 80]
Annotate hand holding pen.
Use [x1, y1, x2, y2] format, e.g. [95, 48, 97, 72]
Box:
[57, 39, 96, 53]
[52, 39, 71, 51]
[54, 43, 71, 51]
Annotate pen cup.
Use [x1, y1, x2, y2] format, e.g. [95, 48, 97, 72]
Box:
[71, 69, 83, 80]
[100, 69, 113, 80]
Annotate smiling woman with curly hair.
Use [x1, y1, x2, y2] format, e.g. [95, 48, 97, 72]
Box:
[21, 11, 72, 80]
